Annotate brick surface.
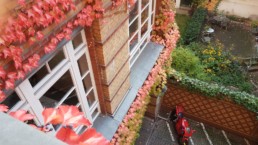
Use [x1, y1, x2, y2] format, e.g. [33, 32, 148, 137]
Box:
[105, 76, 131, 114]
[101, 44, 129, 84]
[102, 61, 130, 100]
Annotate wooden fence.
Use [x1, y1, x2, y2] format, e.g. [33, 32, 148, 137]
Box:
[162, 82, 258, 142]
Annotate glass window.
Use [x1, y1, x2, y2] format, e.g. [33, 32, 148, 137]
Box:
[87, 90, 96, 107]
[129, 0, 138, 22]
[129, 19, 138, 38]
[130, 34, 139, 52]
[151, 13, 154, 25]
[142, 0, 149, 8]
[91, 107, 99, 119]
[40, 71, 74, 108]
[29, 65, 49, 87]
[48, 50, 65, 70]
[1, 92, 20, 109]
[72, 33, 83, 49]
[141, 6, 149, 23]
[140, 38, 148, 50]
[82, 74, 92, 94]
[152, 0, 155, 12]
[141, 21, 148, 37]
[63, 90, 79, 106]
[77, 55, 89, 76]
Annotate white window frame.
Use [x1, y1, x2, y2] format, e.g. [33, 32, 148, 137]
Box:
[128, 0, 156, 67]
[9, 29, 100, 133]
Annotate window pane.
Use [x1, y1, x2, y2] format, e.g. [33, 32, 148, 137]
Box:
[140, 38, 148, 50]
[141, 21, 148, 37]
[130, 49, 140, 65]
[1, 92, 20, 109]
[63, 90, 79, 106]
[129, 0, 138, 22]
[91, 107, 99, 119]
[130, 34, 138, 52]
[87, 90, 96, 107]
[40, 71, 74, 108]
[82, 74, 92, 94]
[142, 0, 149, 8]
[129, 19, 138, 38]
[152, 0, 155, 11]
[29, 65, 49, 87]
[151, 13, 154, 25]
[72, 33, 83, 49]
[77, 55, 89, 76]
[48, 50, 65, 70]
[141, 6, 149, 23]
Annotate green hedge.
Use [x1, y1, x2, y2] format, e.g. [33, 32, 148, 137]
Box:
[169, 70, 258, 117]
[182, 8, 207, 44]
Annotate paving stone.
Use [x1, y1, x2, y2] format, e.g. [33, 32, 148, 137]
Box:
[204, 125, 228, 145]
[186, 119, 210, 145]
[136, 115, 251, 145]
[226, 132, 247, 145]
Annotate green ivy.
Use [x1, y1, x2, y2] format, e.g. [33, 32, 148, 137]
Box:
[170, 70, 258, 116]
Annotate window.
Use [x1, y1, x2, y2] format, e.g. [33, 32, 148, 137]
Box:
[1, 92, 21, 110]
[29, 49, 67, 88]
[129, 0, 156, 67]
[9, 30, 100, 133]
[40, 71, 74, 108]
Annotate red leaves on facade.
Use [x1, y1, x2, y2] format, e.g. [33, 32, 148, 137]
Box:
[5, 79, 15, 90]
[18, 0, 26, 6]
[42, 105, 109, 144]
[0, 92, 7, 103]
[56, 127, 110, 145]
[42, 106, 91, 128]
[9, 110, 34, 122]
[36, 31, 44, 40]
[0, 104, 8, 112]
[0, 66, 7, 79]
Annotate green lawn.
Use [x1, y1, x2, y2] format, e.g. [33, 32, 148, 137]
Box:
[175, 14, 191, 37]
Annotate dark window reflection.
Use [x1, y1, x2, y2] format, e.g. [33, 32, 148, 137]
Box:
[141, 21, 148, 37]
[72, 33, 83, 49]
[77, 55, 89, 76]
[63, 90, 79, 106]
[141, 6, 149, 23]
[130, 34, 138, 52]
[29, 65, 49, 87]
[1, 91, 20, 109]
[40, 71, 73, 108]
[48, 50, 65, 70]
[87, 90, 96, 107]
[129, 0, 138, 22]
[82, 74, 92, 94]
[129, 19, 138, 38]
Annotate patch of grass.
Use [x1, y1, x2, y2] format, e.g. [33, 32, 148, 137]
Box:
[175, 14, 190, 37]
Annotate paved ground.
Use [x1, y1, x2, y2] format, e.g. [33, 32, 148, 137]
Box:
[135, 116, 253, 145]
[135, 106, 254, 145]
[218, 0, 258, 20]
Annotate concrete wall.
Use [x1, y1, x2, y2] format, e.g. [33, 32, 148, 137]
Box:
[218, 0, 258, 20]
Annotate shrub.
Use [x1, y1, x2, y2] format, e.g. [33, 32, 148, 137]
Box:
[171, 47, 209, 81]
[169, 69, 258, 115]
[182, 8, 207, 44]
[187, 42, 253, 92]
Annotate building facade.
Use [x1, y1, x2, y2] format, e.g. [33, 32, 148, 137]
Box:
[0, 0, 159, 138]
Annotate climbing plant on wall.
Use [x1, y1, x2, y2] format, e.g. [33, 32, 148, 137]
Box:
[0, 0, 136, 144]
